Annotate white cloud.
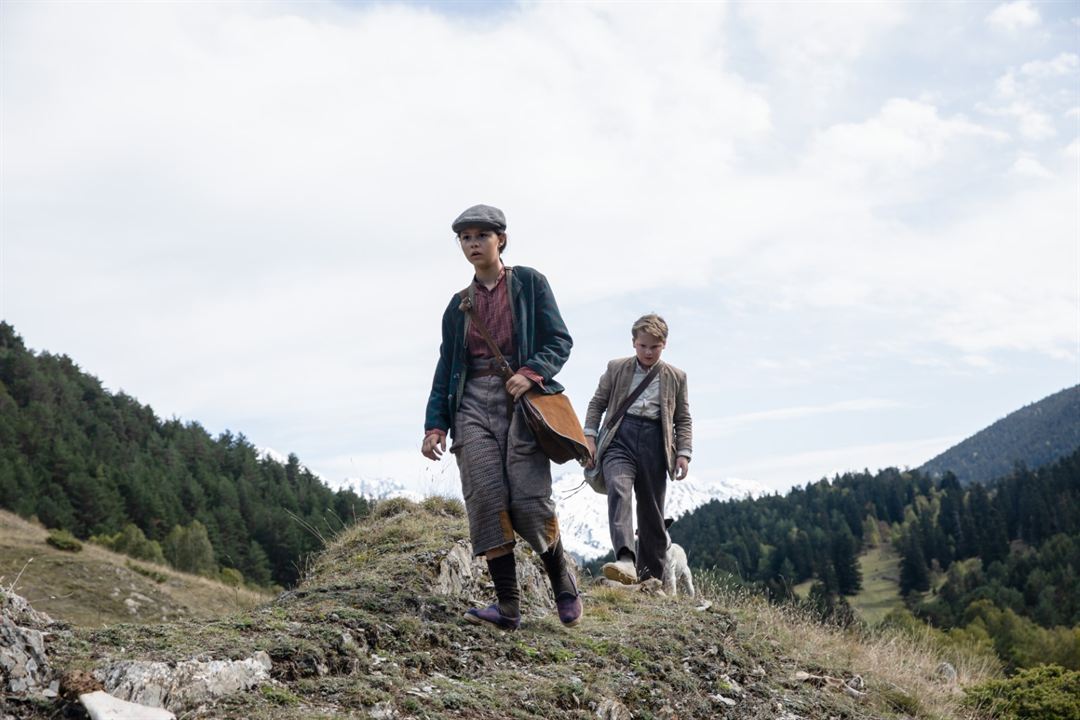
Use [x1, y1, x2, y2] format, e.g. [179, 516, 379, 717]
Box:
[987, 1, 1041, 32]
[980, 100, 1056, 140]
[1065, 138, 1080, 159]
[1021, 52, 1080, 78]
[699, 398, 909, 438]
[987, 54, 1079, 141]
[1010, 154, 1054, 178]
[1018, 109, 1058, 140]
[996, 71, 1019, 98]
[805, 98, 1007, 184]
[738, 1, 906, 103]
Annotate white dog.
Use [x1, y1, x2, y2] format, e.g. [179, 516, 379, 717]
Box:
[662, 521, 696, 598]
[634, 518, 695, 598]
[663, 541, 695, 598]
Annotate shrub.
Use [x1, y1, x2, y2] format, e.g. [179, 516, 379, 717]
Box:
[46, 528, 82, 552]
[421, 495, 465, 518]
[260, 684, 299, 706]
[92, 524, 166, 564]
[163, 520, 217, 576]
[372, 497, 415, 519]
[220, 567, 244, 587]
[963, 664, 1080, 720]
[127, 561, 167, 584]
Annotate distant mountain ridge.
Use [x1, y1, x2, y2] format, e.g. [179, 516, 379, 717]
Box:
[919, 384, 1080, 485]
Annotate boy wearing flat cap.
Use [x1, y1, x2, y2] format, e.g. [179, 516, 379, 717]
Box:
[584, 314, 693, 587]
[422, 204, 582, 631]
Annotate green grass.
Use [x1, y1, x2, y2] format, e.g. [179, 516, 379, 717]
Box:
[782, 543, 905, 625]
[849, 543, 904, 625]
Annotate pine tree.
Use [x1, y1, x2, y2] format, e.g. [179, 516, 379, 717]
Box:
[832, 528, 863, 596]
[900, 530, 931, 594]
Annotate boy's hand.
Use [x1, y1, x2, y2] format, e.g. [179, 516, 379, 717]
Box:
[505, 373, 534, 400]
[421, 431, 446, 460]
[674, 457, 689, 480]
[585, 436, 597, 469]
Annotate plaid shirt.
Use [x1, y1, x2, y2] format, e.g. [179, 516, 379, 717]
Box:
[467, 269, 514, 360]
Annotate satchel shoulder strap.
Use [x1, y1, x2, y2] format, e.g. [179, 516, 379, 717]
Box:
[601, 362, 662, 432]
[458, 282, 513, 379]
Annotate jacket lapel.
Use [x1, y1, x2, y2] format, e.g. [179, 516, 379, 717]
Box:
[657, 360, 670, 410]
[615, 357, 637, 406]
[505, 266, 519, 364]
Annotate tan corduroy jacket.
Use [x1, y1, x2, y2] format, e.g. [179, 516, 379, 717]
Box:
[584, 357, 692, 480]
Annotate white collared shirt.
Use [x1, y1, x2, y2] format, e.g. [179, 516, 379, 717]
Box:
[626, 361, 661, 420]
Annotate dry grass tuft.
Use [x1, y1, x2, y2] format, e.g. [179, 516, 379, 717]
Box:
[695, 570, 999, 719]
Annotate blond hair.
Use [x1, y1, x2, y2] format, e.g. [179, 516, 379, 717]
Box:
[631, 313, 668, 341]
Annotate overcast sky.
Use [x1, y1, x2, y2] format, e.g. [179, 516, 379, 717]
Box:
[2, 0, 1077, 497]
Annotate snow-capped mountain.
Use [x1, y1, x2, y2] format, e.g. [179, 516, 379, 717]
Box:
[553, 471, 766, 561]
[345, 476, 427, 503]
[256, 445, 291, 466]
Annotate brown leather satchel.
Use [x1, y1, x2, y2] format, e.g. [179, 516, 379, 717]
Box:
[458, 275, 591, 465]
[519, 389, 591, 464]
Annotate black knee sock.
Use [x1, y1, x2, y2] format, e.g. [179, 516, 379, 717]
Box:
[541, 537, 575, 598]
[487, 553, 520, 618]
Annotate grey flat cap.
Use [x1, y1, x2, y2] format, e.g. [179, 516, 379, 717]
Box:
[452, 204, 506, 234]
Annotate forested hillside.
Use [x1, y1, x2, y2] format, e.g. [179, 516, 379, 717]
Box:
[900, 453, 1080, 670]
[672, 448, 1080, 670]
[0, 322, 368, 587]
[919, 384, 1080, 485]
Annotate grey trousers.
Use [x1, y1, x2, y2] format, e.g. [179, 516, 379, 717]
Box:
[603, 414, 668, 581]
[452, 375, 559, 556]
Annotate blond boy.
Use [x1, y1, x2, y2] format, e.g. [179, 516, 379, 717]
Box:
[584, 314, 693, 584]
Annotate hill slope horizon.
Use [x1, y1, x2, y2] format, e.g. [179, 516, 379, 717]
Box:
[0, 321, 369, 589]
[0, 507, 270, 628]
[919, 383, 1080, 486]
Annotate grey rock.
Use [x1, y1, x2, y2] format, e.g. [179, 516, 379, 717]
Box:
[1, 588, 54, 629]
[431, 541, 482, 597]
[80, 690, 176, 720]
[97, 651, 272, 710]
[936, 661, 958, 684]
[596, 698, 632, 720]
[432, 540, 575, 608]
[369, 701, 398, 719]
[0, 589, 53, 697]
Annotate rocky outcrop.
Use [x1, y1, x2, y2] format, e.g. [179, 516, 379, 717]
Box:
[0, 588, 57, 698]
[431, 539, 573, 609]
[95, 651, 272, 710]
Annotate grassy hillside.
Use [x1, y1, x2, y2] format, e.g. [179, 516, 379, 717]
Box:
[0, 321, 368, 589]
[789, 543, 903, 626]
[0, 508, 269, 628]
[27, 499, 1000, 719]
[848, 544, 902, 625]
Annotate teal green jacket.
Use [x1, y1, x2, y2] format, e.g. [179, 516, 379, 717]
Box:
[425, 266, 572, 437]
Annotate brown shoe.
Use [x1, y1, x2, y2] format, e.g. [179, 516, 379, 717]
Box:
[602, 559, 637, 584]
